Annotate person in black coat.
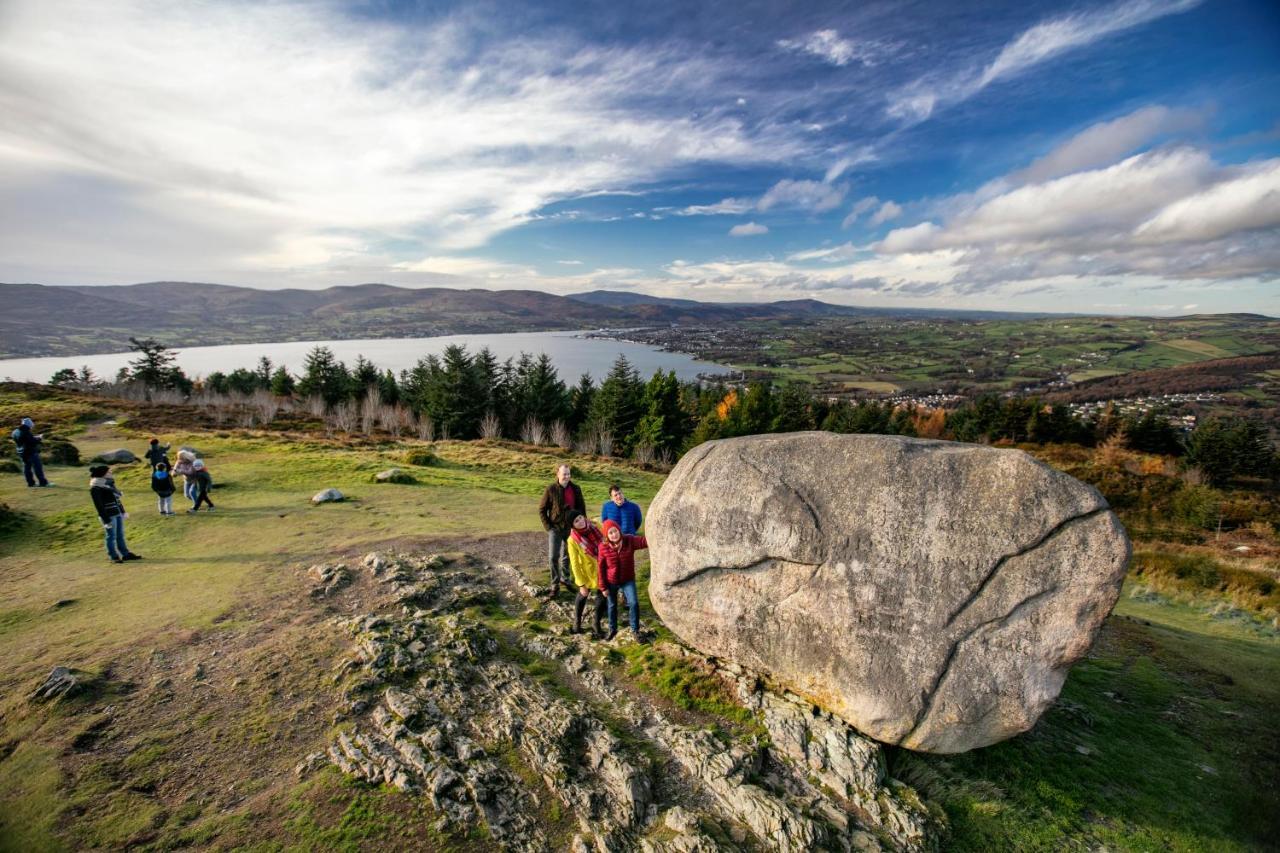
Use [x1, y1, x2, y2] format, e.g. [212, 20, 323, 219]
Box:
[143, 438, 171, 471]
[89, 465, 141, 563]
[13, 417, 50, 487]
[537, 463, 584, 597]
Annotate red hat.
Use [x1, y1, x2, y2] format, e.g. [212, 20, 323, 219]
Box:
[602, 519, 621, 538]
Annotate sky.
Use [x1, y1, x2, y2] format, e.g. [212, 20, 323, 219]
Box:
[1, 0, 1278, 314]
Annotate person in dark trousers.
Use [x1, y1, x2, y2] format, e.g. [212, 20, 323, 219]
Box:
[567, 510, 607, 638]
[600, 484, 642, 535]
[89, 464, 141, 563]
[188, 459, 215, 512]
[143, 438, 171, 471]
[13, 417, 51, 487]
[538, 463, 584, 597]
[152, 461, 177, 516]
[596, 519, 648, 642]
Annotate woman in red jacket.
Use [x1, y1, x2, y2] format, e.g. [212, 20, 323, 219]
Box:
[596, 519, 648, 642]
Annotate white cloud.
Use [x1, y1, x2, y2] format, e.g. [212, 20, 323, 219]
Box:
[675, 197, 755, 216]
[1012, 105, 1206, 185]
[0, 0, 817, 283]
[979, 0, 1201, 89]
[757, 179, 846, 213]
[1133, 159, 1280, 244]
[557, 259, 584, 265]
[729, 222, 768, 237]
[777, 30, 865, 67]
[887, 0, 1203, 123]
[875, 145, 1280, 284]
[869, 200, 903, 225]
[841, 196, 880, 228]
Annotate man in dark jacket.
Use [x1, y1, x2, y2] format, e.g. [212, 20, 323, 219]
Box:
[143, 438, 171, 470]
[89, 464, 141, 563]
[14, 417, 51, 487]
[537, 463, 584, 597]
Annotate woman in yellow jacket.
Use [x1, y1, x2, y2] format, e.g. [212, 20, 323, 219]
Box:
[567, 510, 607, 638]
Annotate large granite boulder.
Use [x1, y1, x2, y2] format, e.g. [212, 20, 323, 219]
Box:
[647, 432, 1130, 754]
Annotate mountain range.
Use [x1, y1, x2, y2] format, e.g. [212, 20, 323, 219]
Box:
[1, 281, 1048, 359]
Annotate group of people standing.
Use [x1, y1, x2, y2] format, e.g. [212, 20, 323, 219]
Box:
[10, 419, 221, 565]
[87, 439, 216, 563]
[539, 464, 649, 643]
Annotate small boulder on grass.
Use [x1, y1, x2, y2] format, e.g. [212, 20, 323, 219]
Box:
[311, 488, 344, 504]
[374, 468, 416, 484]
[91, 448, 138, 464]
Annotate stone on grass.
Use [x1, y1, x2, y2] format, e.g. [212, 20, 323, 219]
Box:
[647, 432, 1131, 754]
[91, 449, 138, 464]
[374, 468, 416, 484]
[30, 666, 81, 702]
[312, 488, 345, 504]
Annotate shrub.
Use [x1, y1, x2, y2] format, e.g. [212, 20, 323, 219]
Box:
[0, 459, 19, 474]
[41, 435, 80, 465]
[402, 448, 437, 467]
[1171, 485, 1224, 530]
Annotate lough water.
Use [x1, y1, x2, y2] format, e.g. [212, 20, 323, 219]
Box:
[0, 331, 728, 384]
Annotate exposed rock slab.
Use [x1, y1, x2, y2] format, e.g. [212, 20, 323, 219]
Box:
[647, 433, 1131, 754]
[311, 488, 344, 504]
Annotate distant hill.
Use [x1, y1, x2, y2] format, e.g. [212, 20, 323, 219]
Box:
[0, 281, 1158, 359]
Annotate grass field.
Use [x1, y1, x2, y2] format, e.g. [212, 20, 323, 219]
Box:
[1, 386, 1277, 851]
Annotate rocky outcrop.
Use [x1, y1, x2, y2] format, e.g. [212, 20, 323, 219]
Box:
[310, 488, 344, 504]
[307, 552, 943, 851]
[305, 563, 351, 598]
[647, 433, 1131, 754]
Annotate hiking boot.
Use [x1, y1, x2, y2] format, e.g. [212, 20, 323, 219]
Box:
[604, 629, 618, 642]
[109, 557, 124, 564]
[123, 553, 143, 561]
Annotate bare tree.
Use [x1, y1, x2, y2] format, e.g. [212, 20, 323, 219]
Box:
[331, 400, 359, 433]
[480, 411, 503, 440]
[597, 429, 614, 457]
[417, 415, 436, 442]
[306, 395, 327, 418]
[631, 442, 655, 465]
[361, 387, 382, 434]
[251, 388, 280, 423]
[549, 420, 571, 449]
[521, 416, 546, 446]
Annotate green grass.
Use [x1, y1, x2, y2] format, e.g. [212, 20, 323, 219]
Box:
[895, 589, 1280, 851]
[1, 385, 1277, 851]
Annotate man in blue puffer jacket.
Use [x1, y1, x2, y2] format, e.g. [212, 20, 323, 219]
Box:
[600, 484, 642, 535]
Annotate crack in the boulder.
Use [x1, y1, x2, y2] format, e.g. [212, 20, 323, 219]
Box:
[940, 505, 1110, 630]
[735, 449, 828, 546]
[898, 584, 1060, 747]
[668, 555, 823, 588]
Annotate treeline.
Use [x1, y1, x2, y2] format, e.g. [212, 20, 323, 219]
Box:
[52, 339, 1277, 484]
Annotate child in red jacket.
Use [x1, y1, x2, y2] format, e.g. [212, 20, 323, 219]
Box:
[597, 519, 648, 642]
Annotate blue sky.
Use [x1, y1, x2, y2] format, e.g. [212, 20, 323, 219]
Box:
[0, 0, 1277, 313]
